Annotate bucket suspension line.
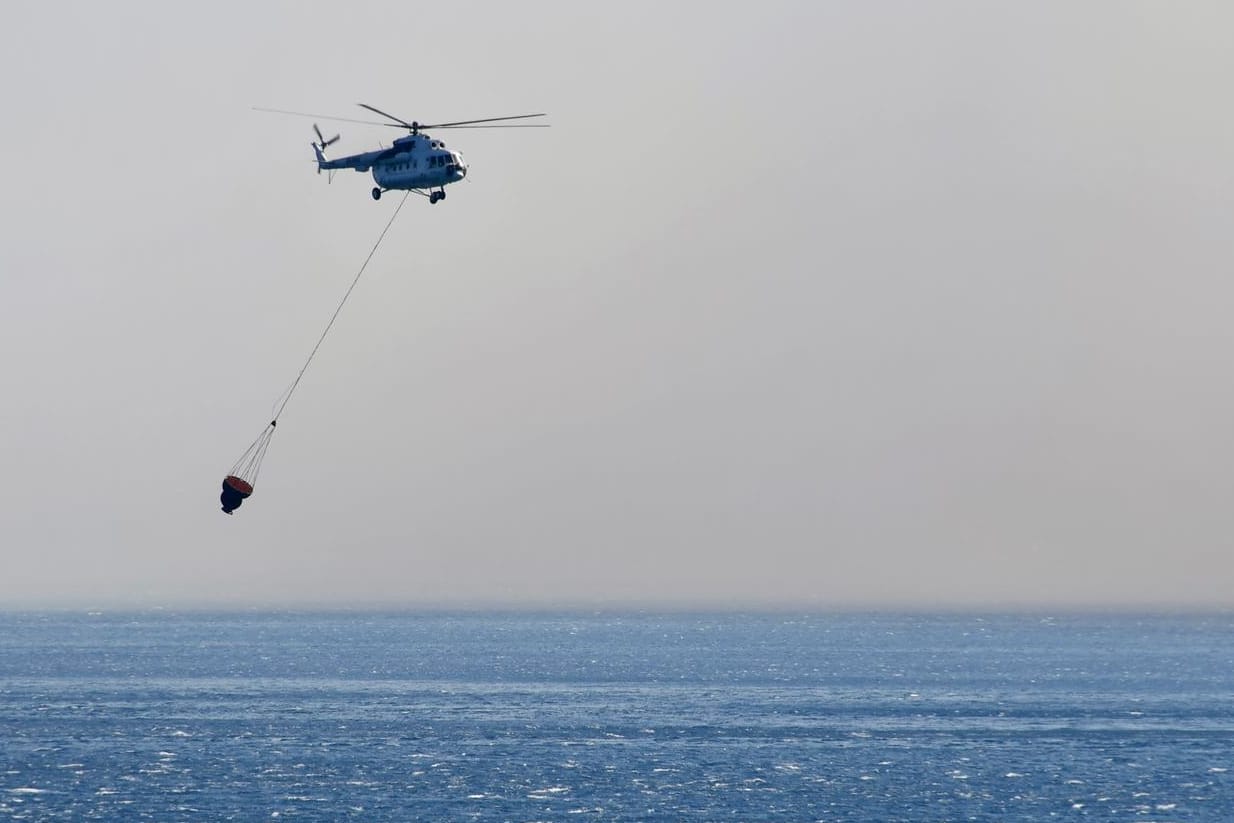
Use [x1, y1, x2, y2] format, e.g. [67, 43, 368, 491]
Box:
[220, 191, 411, 514]
[272, 191, 411, 424]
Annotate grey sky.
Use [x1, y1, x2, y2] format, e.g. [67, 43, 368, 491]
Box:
[3, 2, 1232, 608]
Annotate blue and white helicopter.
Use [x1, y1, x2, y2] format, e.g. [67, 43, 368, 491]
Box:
[257, 103, 548, 204]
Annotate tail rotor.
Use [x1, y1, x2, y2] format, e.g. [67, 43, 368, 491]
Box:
[313, 124, 340, 152]
[311, 124, 341, 182]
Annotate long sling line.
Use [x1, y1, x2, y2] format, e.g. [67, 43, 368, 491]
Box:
[227, 191, 410, 485]
[274, 190, 411, 422]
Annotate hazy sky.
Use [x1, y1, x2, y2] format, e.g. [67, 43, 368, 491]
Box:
[3, 1, 1233, 609]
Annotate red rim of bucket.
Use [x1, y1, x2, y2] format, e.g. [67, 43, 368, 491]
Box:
[224, 475, 254, 495]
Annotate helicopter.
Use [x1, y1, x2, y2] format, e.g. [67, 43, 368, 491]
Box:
[255, 103, 548, 204]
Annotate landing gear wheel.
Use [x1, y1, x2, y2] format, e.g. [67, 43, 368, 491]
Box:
[439, 190, 446, 201]
[429, 191, 441, 204]
[371, 187, 382, 201]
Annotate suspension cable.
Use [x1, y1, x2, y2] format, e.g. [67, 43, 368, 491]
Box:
[272, 191, 411, 423]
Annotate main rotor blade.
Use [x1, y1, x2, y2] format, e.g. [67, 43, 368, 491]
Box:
[357, 103, 415, 130]
[432, 124, 552, 129]
[253, 106, 405, 128]
[421, 113, 547, 129]
[257, 106, 550, 132]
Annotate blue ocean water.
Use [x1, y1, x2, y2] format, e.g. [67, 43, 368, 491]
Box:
[1, 612, 1231, 821]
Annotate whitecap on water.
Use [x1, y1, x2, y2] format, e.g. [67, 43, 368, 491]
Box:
[528, 786, 571, 797]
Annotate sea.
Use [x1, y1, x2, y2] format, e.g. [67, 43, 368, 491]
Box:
[1, 611, 1231, 821]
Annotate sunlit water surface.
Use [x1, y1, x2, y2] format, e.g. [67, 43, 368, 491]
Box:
[1, 612, 1231, 820]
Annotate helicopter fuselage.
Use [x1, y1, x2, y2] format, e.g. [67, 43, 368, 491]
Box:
[315, 132, 467, 199]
